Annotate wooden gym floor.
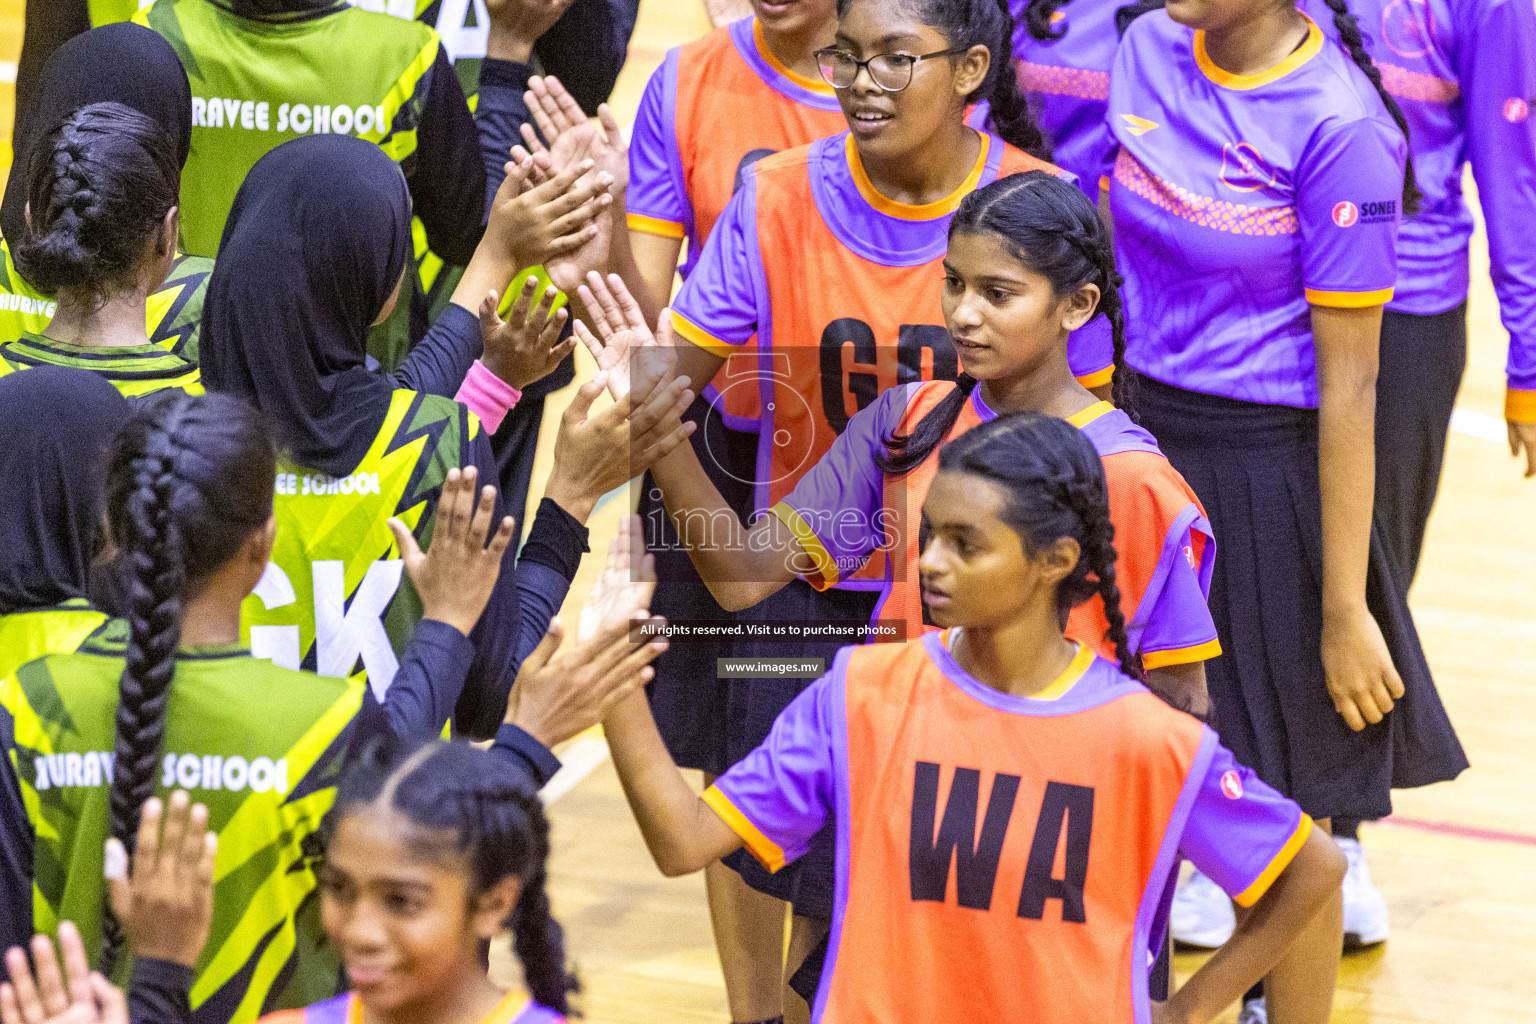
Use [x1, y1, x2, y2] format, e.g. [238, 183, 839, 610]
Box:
[1, 0, 1530, 1019]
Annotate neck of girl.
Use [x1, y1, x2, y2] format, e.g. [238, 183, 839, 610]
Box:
[858, 121, 981, 208]
[45, 287, 153, 348]
[760, 16, 837, 83]
[952, 615, 1079, 700]
[178, 582, 250, 649]
[1200, 2, 1309, 77]
[362, 970, 508, 1024]
[976, 345, 1098, 422]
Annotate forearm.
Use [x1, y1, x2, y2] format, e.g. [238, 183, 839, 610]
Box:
[394, 303, 481, 397]
[128, 958, 193, 1024]
[448, 236, 520, 322]
[650, 441, 796, 610]
[1312, 306, 1381, 614]
[603, 689, 742, 875]
[1168, 830, 1345, 1023]
[621, 229, 684, 329]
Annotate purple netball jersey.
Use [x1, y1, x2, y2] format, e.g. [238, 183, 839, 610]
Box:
[1108, 10, 1406, 408]
[1012, 0, 1124, 197]
[1303, 0, 1536, 415]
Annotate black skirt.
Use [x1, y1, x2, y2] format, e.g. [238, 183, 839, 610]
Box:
[722, 579, 878, 915]
[1135, 377, 1467, 820]
[642, 394, 760, 776]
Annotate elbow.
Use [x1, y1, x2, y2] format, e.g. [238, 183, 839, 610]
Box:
[653, 846, 709, 878]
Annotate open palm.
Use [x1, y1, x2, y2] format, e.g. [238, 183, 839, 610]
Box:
[573, 271, 678, 401]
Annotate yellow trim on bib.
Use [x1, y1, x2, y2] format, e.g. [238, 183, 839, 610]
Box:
[1234, 814, 1313, 907]
[1304, 287, 1394, 308]
[704, 786, 787, 873]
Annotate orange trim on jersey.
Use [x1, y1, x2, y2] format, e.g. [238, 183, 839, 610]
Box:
[846, 132, 990, 221]
[1066, 400, 1116, 428]
[703, 785, 787, 872]
[1194, 16, 1324, 91]
[1233, 814, 1314, 908]
[1140, 638, 1222, 671]
[1076, 365, 1115, 389]
[770, 501, 840, 589]
[670, 310, 738, 358]
[1304, 287, 1394, 308]
[1505, 388, 1536, 424]
[753, 19, 836, 94]
[627, 212, 686, 238]
[945, 632, 1095, 701]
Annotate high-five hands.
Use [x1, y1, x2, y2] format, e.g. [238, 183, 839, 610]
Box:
[389, 467, 518, 638]
[504, 517, 669, 747]
[572, 271, 679, 402]
[479, 277, 575, 391]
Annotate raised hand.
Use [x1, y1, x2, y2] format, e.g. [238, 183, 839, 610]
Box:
[573, 271, 678, 401]
[486, 158, 612, 273]
[104, 790, 217, 967]
[1, 925, 126, 1024]
[485, 0, 576, 64]
[523, 76, 629, 193]
[479, 279, 575, 390]
[389, 467, 518, 637]
[579, 515, 657, 641]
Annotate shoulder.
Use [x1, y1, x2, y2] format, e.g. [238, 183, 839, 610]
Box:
[1303, 37, 1399, 131]
[752, 139, 822, 182]
[1119, 9, 1189, 55]
[1102, 448, 1203, 521]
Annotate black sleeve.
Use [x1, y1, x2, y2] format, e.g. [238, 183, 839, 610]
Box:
[354, 618, 477, 752]
[0, 708, 34, 956]
[128, 959, 192, 1024]
[531, 0, 640, 115]
[452, 429, 527, 739]
[510, 498, 590, 668]
[409, 44, 488, 267]
[476, 59, 536, 208]
[489, 723, 563, 788]
[14, 0, 91, 144]
[391, 301, 480, 399]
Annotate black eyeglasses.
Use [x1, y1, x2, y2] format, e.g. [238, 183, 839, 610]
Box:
[814, 46, 970, 93]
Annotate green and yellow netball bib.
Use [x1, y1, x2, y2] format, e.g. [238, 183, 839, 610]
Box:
[0, 332, 202, 397]
[0, 623, 363, 1023]
[244, 389, 476, 699]
[0, 600, 108, 681]
[136, 0, 439, 256]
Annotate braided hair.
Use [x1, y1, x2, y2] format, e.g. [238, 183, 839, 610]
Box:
[1316, 0, 1420, 214]
[99, 392, 276, 972]
[327, 737, 578, 1015]
[14, 102, 180, 304]
[879, 170, 1130, 476]
[836, 0, 1052, 160]
[937, 412, 1143, 679]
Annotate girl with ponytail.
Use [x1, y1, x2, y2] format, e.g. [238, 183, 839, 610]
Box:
[1105, 0, 1468, 1007]
[0, 390, 669, 1018]
[1, 101, 200, 396]
[280, 736, 577, 1024]
[588, 408, 1347, 1022]
[584, 171, 1218, 715]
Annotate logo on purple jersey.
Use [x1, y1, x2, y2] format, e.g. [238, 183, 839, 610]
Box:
[1380, 0, 1435, 59]
[1220, 770, 1244, 800]
[1331, 201, 1359, 227]
[1505, 98, 1531, 123]
[1218, 143, 1276, 193]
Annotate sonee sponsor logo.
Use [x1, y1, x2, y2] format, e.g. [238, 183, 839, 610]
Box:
[1331, 201, 1359, 227]
[1332, 200, 1397, 227]
[1221, 769, 1244, 800]
[1505, 97, 1530, 123]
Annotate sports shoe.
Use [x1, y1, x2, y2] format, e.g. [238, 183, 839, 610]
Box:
[1338, 836, 1390, 947]
[1237, 997, 1267, 1024]
[1170, 867, 1235, 948]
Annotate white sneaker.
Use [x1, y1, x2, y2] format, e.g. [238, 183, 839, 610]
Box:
[1237, 997, 1268, 1024]
[1338, 836, 1390, 947]
[1170, 867, 1235, 948]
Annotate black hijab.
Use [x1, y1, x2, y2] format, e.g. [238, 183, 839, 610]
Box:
[200, 135, 411, 477]
[0, 366, 132, 615]
[1, 23, 191, 250]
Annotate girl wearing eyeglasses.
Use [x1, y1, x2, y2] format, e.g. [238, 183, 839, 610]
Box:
[651, 0, 1061, 1019]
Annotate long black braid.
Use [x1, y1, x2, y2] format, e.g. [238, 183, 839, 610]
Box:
[1317, 0, 1421, 214]
[936, 412, 1142, 680]
[100, 392, 277, 973]
[836, 0, 1052, 160]
[879, 170, 1132, 476]
[328, 738, 579, 1015]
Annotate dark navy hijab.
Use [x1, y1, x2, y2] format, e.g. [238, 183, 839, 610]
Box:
[1, 23, 191, 251]
[199, 135, 411, 477]
[0, 366, 131, 615]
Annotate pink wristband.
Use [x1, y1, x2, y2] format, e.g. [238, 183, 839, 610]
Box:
[455, 360, 522, 432]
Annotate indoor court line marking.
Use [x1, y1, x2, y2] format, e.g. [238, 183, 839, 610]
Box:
[540, 727, 611, 806]
[1450, 406, 1507, 443]
[1379, 815, 1536, 849]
